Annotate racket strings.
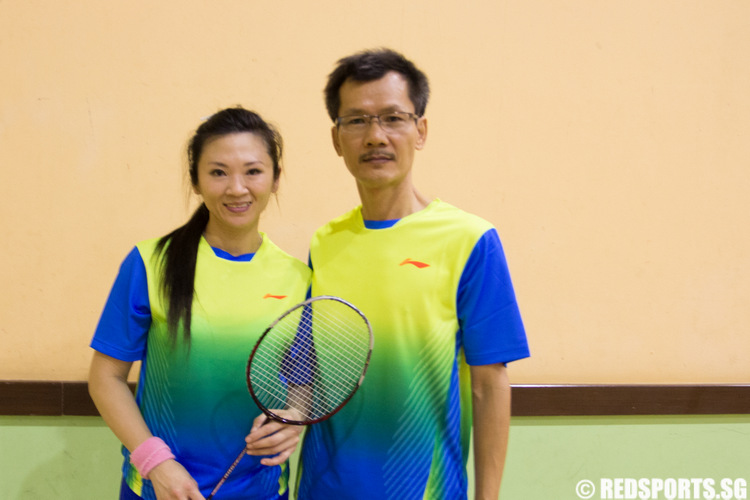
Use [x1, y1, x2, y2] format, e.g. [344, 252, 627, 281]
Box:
[252, 326, 365, 417]
[252, 353, 358, 417]
[256, 311, 367, 388]
[249, 300, 371, 422]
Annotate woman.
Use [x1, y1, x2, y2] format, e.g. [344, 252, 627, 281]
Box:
[89, 107, 310, 500]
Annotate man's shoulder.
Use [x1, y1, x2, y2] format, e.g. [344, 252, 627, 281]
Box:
[313, 206, 362, 238]
[426, 200, 495, 236]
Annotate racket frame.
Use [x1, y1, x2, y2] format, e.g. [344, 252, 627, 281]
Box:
[246, 295, 373, 426]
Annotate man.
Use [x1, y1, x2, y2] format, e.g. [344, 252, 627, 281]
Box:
[297, 48, 530, 500]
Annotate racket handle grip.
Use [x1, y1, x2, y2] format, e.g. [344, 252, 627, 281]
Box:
[206, 448, 246, 499]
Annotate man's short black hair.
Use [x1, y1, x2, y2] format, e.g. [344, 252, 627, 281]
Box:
[324, 48, 430, 122]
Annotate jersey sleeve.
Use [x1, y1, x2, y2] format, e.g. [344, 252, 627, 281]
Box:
[90, 247, 152, 362]
[457, 228, 530, 365]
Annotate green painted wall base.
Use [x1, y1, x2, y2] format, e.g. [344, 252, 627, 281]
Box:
[1, 415, 748, 499]
[0, 416, 122, 499]
[497, 416, 749, 499]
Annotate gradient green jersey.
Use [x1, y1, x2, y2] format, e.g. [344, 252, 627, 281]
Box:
[92, 235, 310, 499]
[298, 200, 529, 500]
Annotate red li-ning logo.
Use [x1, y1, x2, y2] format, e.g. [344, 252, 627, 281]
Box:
[263, 294, 287, 299]
[400, 258, 430, 269]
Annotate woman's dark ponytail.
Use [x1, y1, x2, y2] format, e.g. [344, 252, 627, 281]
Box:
[154, 203, 209, 345]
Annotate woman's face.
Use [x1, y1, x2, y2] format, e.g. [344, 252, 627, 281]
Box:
[193, 132, 278, 241]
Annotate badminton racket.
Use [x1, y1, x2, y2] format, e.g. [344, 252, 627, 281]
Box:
[206, 295, 373, 499]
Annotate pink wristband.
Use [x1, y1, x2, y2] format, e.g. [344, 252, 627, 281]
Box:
[130, 437, 176, 479]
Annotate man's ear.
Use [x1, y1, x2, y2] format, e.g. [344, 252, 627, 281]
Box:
[415, 117, 428, 150]
[331, 126, 344, 157]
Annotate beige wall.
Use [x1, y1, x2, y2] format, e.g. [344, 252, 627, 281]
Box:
[1, 1, 748, 383]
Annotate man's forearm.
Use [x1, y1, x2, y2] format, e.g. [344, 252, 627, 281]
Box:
[471, 363, 511, 500]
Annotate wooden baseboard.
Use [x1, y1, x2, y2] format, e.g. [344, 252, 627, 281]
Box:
[511, 384, 750, 416]
[0, 381, 111, 416]
[1, 381, 748, 416]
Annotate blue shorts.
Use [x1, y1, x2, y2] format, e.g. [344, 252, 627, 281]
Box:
[120, 479, 141, 500]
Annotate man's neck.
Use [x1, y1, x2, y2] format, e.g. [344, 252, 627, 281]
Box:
[357, 182, 430, 221]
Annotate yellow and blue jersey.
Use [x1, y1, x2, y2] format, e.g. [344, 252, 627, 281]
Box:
[92, 235, 310, 500]
[298, 199, 529, 500]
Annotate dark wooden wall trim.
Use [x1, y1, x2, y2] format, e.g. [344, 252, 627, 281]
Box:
[1, 381, 748, 417]
[511, 384, 750, 416]
[0, 381, 106, 416]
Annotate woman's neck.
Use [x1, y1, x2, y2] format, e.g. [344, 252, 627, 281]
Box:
[202, 224, 263, 256]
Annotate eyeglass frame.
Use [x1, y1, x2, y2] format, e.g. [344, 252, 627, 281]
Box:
[334, 111, 421, 134]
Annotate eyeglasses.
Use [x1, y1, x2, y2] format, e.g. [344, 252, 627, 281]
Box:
[336, 111, 419, 134]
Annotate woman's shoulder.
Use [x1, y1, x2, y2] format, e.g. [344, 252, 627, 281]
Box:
[258, 236, 311, 275]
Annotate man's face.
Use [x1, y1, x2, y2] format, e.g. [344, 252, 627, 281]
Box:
[332, 71, 427, 191]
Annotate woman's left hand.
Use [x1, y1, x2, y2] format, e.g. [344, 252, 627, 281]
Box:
[244, 410, 305, 466]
